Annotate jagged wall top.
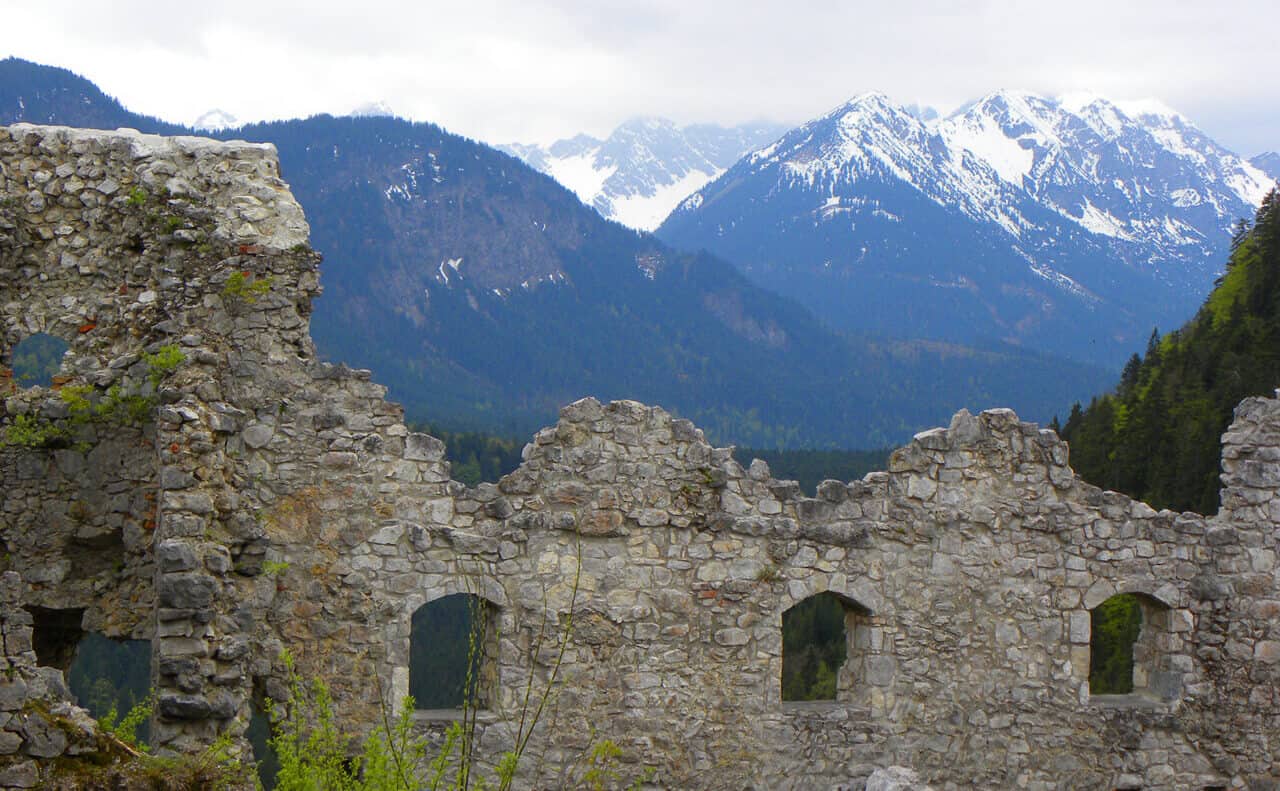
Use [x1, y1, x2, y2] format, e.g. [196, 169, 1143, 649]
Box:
[1, 123, 307, 251]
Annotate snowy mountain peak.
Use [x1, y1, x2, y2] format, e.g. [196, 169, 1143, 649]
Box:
[1112, 97, 1185, 123]
[350, 100, 396, 118]
[830, 91, 906, 121]
[501, 119, 786, 231]
[192, 108, 239, 131]
[658, 90, 1275, 369]
[667, 89, 1270, 329]
[941, 90, 1271, 211]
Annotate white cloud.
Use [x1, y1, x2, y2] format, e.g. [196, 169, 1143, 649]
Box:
[1, 0, 1276, 153]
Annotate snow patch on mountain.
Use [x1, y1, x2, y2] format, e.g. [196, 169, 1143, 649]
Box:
[545, 153, 617, 205]
[1074, 201, 1131, 239]
[943, 110, 1033, 185]
[606, 169, 715, 231]
[1226, 169, 1273, 207]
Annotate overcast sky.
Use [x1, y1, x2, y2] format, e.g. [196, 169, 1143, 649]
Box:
[3, 0, 1277, 154]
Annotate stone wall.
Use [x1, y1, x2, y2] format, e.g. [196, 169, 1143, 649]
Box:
[0, 572, 107, 788]
[1, 123, 1278, 789]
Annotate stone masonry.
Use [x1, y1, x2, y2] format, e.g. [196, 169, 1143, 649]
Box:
[1, 123, 1279, 789]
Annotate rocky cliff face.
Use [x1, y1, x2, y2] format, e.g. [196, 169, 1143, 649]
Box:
[2, 124, 1279, 790]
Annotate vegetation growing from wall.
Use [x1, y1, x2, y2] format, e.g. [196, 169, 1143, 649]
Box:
[0, 344, 185, 449]
[47, 724, 252, 790]
[1059, 189, 1280, 514]
[266, 655, 643, 791]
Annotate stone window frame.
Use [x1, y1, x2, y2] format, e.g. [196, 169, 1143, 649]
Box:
[778, 582, 892, 708]
[398, 578, 508, 722]
[1078, 580, 1189, 705]
[2, 289, 132, 397]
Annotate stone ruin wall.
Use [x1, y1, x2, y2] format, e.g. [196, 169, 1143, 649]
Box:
[0, 123, 1278, 789]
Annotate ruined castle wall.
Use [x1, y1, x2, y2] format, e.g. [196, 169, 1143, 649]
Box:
[1, 124, 1278, 790]
[343, 398, 1278, 790]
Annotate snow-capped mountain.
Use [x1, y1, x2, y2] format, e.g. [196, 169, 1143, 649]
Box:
[192, 108, 239, 131]
[658, 90, 1271, 366]
[941, 91, 1269, 265]
[350, 100, 397, 118]
[1253, 152, 1280, 184]
[500, 119, 786, 231]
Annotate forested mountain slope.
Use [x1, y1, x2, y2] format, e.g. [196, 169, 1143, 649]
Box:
[1060, 189, 1280, 513]
[0, 58, 1113, 448]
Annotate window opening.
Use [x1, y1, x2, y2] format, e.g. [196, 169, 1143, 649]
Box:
[1090, 594, 1143, 694]
[1090, 592, 1179, 700]
[410, 593, 496, 709]
[247, 697, 280, 789]
[9, 332, 69, 388]
[782, 592, 873, 702]
[25, 605, 85, 669]
[66, 632, 152, 745]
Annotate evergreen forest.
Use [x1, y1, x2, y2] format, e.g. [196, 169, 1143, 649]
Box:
[1059, 189, 1280, 515]
[1088, 595, 1143, 695]
[426, 421, 894, 493]
[781, 594, 848, 701]
[65, 635, 152, 743]
[420, 424, 525, 487]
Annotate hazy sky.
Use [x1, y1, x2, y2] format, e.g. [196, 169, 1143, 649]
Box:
[4, 0, 1277, 154]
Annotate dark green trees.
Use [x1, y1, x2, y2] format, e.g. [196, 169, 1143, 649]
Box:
[781, 593, 848, 701]
[1089, 595, 1143, 695]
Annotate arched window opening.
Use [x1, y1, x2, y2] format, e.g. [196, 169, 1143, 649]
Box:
[410, 593, 497, 710]
[782, 592, 875, 702]
[66, 632, 152, 745]
[9, 332, 69, 389]
[1090, 593, 1179, 700]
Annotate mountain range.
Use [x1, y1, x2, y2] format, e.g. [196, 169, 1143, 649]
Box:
[500, 119, 786, 231]
[657, 90, 1273, 367]
[0, 58, 1116, 448]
